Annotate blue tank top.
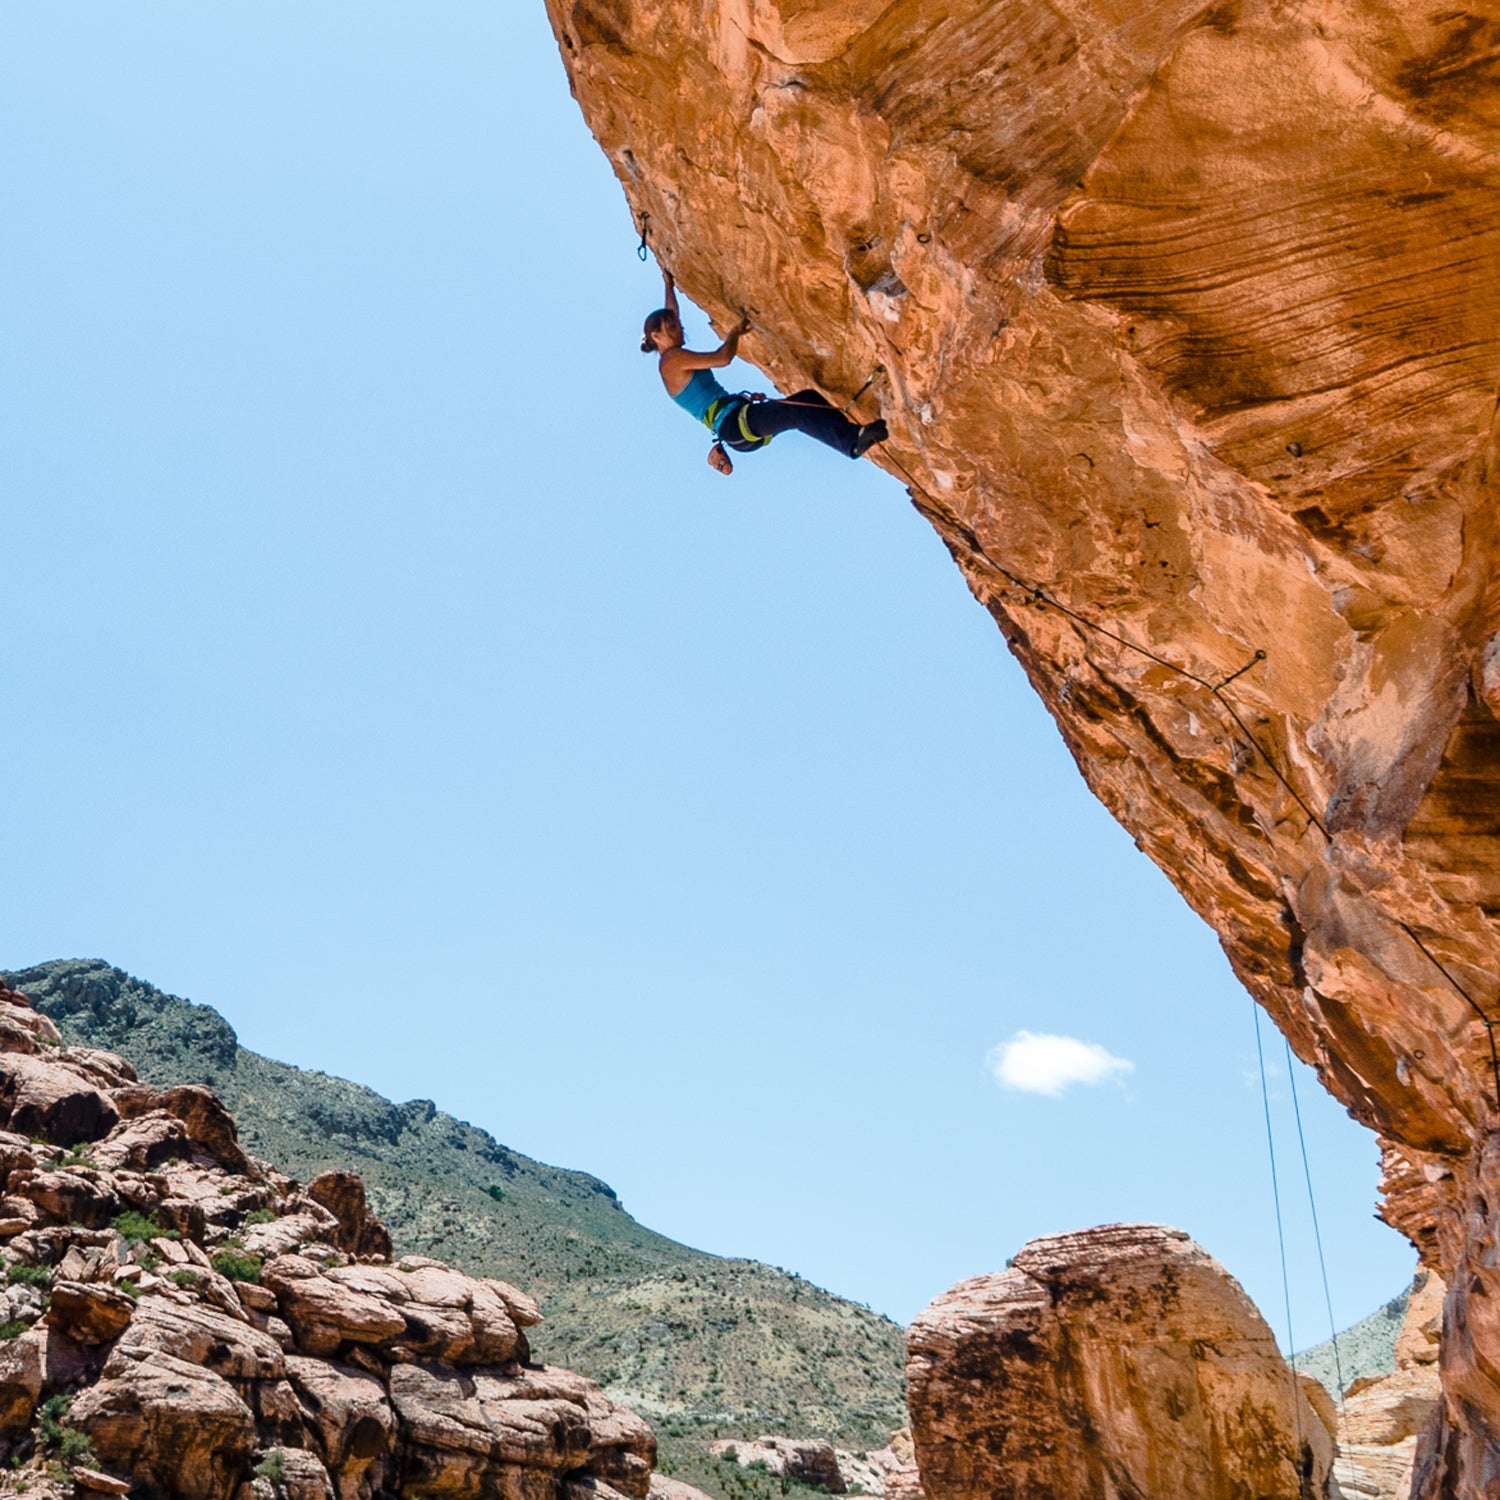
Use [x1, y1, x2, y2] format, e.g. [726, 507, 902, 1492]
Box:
[671, 368, 733, 429]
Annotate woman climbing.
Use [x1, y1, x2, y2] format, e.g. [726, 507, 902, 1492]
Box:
[642, 269, 887, 475]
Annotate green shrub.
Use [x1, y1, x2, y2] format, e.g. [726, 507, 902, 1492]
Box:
[57, 1428, 94, 1466]
[254, 1450, 286, 1486]
[0, 1321, 28, 1340]
[245, 1209, 276, 1225]
[111, 1210, 164, 1245]
[211, 1250, 262, 1285]
[169, 1269, 202, 1290]
[116, 1279, 140, 1301]
[6, 1266, 50, 1289]
[37, 1394, 69, 1448]
[486, 1186, 505, 1204]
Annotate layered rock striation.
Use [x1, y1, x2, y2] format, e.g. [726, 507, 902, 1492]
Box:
[906, 1224, 1332, 1500]
[543, 0, 1500, 1488]
[0, 981, 654, 1500]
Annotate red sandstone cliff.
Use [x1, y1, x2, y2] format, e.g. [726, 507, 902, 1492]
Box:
[542, 0, 1500, 1492]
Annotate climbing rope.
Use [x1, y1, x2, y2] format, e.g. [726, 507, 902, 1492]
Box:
[867, 441, 1500, 1113]
[1254, 1001, 1308, 1485]
[1285, 1034, 1347, 1406]
[879, 448, 1325, 830]
[837, 365, 885, 416]
[1397, 921, 1500, 1111]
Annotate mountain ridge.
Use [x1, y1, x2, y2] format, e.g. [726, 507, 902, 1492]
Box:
[2, 958, 906, 1471]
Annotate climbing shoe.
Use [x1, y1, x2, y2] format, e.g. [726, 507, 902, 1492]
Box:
[851, 419, 888, 459]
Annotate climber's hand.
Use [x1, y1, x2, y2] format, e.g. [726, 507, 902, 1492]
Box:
[708, 443, 733, 476]
[747, 392, 767, 402]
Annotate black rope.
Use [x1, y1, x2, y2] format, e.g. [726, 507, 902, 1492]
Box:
[1254, 1000, 1307, 1482]
[637, 212, 651, 263]
[839, 365, 884, 416]
[1398, 921, 1500, 1112]
[860, 434, 1500, 1115]
[1284, 1034, 1346, 1405]
[879, 451, 1330, 835]
[728, 367, 886, 418]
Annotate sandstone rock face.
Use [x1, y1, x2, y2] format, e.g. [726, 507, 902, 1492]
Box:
[907, 1224, 1332, 1500]
[545, 0, 1500, 1483]
[0, 984, 657, 1500]
[1334, 1275, 1446, 1500]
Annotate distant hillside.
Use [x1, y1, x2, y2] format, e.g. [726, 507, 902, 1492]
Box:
[1296, 1285, 1411, 1400]
[6, 960, 906, 1476]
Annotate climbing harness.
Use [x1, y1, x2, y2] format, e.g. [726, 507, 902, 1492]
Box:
[702, 394, 772, 449]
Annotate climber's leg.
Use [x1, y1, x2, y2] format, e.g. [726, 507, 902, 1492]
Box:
[743, 390, 884, 458]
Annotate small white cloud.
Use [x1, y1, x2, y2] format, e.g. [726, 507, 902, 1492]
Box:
[986, 1031, 1135, 1097]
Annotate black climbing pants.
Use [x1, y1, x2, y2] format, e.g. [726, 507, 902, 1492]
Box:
[721, 390, 860, 457]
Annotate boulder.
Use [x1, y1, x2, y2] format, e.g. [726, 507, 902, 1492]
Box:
[262, 1256, 406, 1357]
[91, 1115, 192, 1173]
[0, 1327, 45, 1431]
[44, 1282, 136, 1345]
[648, 1480, 716, 1500]
[0, 1053, 119, 1147]
[252, 1449, 334, 1500]
[158, 1087, 252, 1176]
[908, 1225, 1331, 1500]
[305, 1173, 392, 1261]
[711, 1438, 845, 1493]
[12, 1169, 121, 1229]
[0, 990, 65, 1054]
[243, 1211, 341, 1260]
[389, 1362, 652, 1500]
[284, 1356, 396, 1500]
[70, 1345, 256, 1500]
[72, 1466, 132, 1495]
[120, 1297, 285, 1379]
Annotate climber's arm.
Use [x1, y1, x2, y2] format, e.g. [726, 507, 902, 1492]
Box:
[665, 316, 751, 372]
[662, 269, 680, 319]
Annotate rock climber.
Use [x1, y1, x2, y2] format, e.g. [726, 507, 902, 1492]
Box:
[642, 269, 887, 475]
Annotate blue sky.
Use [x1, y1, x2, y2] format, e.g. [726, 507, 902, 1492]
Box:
[2, 3, 1411, 1345]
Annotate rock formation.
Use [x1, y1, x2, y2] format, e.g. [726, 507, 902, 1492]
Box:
[906, 1224, 1333, 1499]
[710, 1435, 845, 1491]
[1335, 1271, 1445, 1500]
[0, 981, 655, 1500]
[543, 0, 1500, 1487]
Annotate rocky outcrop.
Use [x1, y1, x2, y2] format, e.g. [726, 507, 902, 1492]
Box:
[1334, 1273, 1445, 1500]
[0, 981, 655, 1500]
[907, 1224, 1333, 1499]
[841, 1429, 925, 1500]
[544, 0, 1500, 1484]
[711, 1435, 846, 1491]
